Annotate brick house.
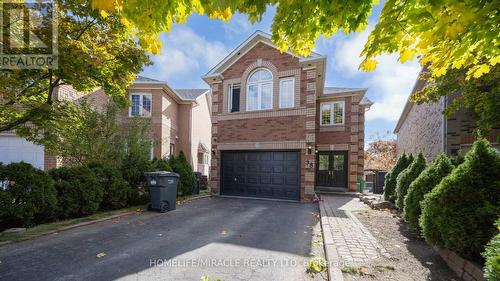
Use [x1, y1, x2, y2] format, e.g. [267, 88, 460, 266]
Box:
[203, 31, 372, 202]
[394, 73, 500, 160]
[0, 76, 212, 176]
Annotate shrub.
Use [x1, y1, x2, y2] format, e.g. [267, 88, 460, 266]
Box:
[88, 163, 131, 210]
[420, 139, 500, 261]
[121, 117, 154, 188]
[169, 151, 196, 196]
[483, 219, 500, 281]
[395, 153, 426, 210]
[0, 162, 57, 227]
[384, 153, 413, 202]
[50, 166, 103, 219]
[152, 158, 173, 172]
[403, 154, 454, 231]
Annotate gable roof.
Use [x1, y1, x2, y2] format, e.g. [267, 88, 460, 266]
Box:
[132, 76, 209, 103]
[174, 89, 210, 101]
[202, 30, 325, 82]
[134, 76, 164, 84]
[324, 87, 368, 95]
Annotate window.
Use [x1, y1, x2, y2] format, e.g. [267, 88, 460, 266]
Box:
[279, 77, 294, 108]
[227, 84, 240, 112]
[319, 155, 329, 170]
[246, 68, 273, 111]
[169, 143, 175, 157]
[198, 152, 209, 164]
[333, 155, 344, 171]
[129, 94, 152, 117]
[320, 101, 344, 125]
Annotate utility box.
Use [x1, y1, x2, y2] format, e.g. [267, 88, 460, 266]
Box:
[145, 171, 179, 213]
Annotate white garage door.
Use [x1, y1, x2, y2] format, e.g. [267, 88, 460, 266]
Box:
[0, 135, 44, 169]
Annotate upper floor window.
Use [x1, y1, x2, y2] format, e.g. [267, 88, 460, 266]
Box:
[279, 77, 294, 108]
[227, 84, 240, 112]
[320, 101, 344, 126]
[247, 68, 273, 111]
[129, 93, 152, 117]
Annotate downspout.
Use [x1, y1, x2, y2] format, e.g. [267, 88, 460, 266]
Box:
[442, 96, 447, 154]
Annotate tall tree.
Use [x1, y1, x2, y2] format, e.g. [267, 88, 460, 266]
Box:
[364, 139, 397, 171]
[0, 1, 149, 133]
[91, 0, 498, 78]
[413, 66, 500, 135]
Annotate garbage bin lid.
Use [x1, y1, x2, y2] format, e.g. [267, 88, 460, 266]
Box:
[144, 171, 180, 177]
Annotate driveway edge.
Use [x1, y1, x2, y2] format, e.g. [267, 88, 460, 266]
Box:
[1, 194, 213, 246]
[319, 197, 344, 281]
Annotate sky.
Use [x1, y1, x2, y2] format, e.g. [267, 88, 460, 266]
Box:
[141, 4, 422, 143]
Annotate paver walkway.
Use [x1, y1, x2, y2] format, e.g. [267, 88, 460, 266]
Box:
[319, 194, 389, 280]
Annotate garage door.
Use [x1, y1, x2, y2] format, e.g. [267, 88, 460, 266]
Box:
[0, 135, 44, 169]
[221, 150, 300, 201]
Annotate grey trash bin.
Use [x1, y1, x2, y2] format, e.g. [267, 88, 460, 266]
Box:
[145, 171, 179, 213]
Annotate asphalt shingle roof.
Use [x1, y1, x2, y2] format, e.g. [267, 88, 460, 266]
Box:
[174, 89, 209, 101]
[324, 87, 368, 95]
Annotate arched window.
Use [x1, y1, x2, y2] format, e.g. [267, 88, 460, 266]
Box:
[246, 68, 273, 111]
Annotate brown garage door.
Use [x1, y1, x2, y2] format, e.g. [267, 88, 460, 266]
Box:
[221, 150, 300, 201]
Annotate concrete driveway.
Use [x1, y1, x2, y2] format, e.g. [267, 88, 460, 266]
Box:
[0, 197, 321, 281]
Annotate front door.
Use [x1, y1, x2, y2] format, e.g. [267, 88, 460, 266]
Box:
[316, 151, 348, 189]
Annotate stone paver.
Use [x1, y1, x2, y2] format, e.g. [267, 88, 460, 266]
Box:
[319, 194, 389, 280]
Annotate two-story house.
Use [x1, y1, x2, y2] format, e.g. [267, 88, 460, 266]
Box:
[0, 77, 212, 176]
[203, 31, 372, 202]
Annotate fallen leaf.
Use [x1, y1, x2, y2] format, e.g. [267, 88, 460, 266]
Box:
[96, 252, 106, 258]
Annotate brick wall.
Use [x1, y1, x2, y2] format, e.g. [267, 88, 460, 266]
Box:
[316, 95, 365, 191]
[396, 98, 445, 161]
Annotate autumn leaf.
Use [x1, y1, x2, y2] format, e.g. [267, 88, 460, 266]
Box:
[360, 59, 378, 72]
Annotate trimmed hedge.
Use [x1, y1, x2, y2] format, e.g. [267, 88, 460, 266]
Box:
[395, 153, 426, 210]
[384, 153, 413, 202]
[403, 154, 454, 231]
[483, 219, 500, 281]
[0, 162, 58, 227]
[420, 139, 500, 261]
[88, 163, 131, 210]
[50, 166, 104, 219]
[169, 151, 196, 196]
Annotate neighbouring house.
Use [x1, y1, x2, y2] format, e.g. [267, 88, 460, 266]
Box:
[0, 76, 212, 176]
[394, 73, 500, 160]
[202, 31, 372, 202]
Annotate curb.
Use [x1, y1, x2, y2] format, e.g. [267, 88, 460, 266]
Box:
[319, 197, 345, 281]
[0, 193, 213, 246]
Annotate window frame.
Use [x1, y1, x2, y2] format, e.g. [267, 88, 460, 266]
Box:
[227, 83, 240, 113]
[320, 101, 345, 126]
[246, 68, 273, 111]
[129, 93, 153, 117]
[279, 77, 295, 109]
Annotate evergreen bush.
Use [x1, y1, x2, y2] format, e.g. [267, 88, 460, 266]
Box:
[50, 166, 103, 218]
[395, 153, 426, 210]
[384, 153, 413, 202]
[420, 139, 500, 261]
[0, 162, 57, 227]
[483, 219, 500, 281]
[403, 154, 454, 231]
[169, 151, 196, 196]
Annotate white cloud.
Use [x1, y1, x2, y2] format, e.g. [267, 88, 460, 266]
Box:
[223, 14, 253, 35]
[324, 25, 421, 123]
[142, 26, 229, 85]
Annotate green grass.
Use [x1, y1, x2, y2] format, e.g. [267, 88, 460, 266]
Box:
[0, 205, 146, 243]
